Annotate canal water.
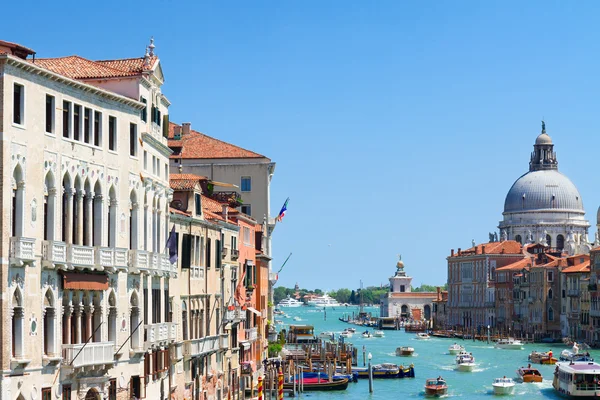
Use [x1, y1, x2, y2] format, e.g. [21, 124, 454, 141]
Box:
[275, 305, 585, 399]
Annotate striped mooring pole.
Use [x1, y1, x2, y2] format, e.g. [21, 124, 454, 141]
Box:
[278, 368, 284, 400]
[258, 376, 264, 400]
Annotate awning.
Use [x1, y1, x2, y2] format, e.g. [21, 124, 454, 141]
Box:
[210, 180, 239, 188]
[247, 307, 261, 317]
[240, 342, 251, 349]
[62, 272, 108, 291]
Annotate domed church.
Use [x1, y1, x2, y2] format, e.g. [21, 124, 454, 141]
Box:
[498, 122, 590, 254]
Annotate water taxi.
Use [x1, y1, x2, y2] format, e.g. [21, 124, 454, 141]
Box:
[318, 331, 334, 340]
[495, 337, 524, 350]
[448, 343, 465, 355]
[553, 361, 600, 397]
[424, 377, 448, 397]
[516, 366, 543, 383]
[340, 329, 353, 339]
[455, 353, 476, 372]
[492, 377, 515, 395]
[374, 330, 385, 337]
[529, 350, 557, 365]
[416, 332, 430, 340]
[396, 346, 415, 356]
[362, 331, 373, 338]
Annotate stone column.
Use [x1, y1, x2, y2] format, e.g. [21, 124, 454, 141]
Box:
[85, 192, 94, 246]
[76, 189, 84, 245]
[85, 304, 94, 342]
[74, 306, 82, 344]
[64, 187, 75, 244]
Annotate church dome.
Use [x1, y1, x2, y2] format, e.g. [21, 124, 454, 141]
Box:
[535, 132, 553, 145]
[504, 170, 584, 214]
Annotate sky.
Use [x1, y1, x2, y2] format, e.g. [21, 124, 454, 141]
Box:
[5, 1, 600, 291]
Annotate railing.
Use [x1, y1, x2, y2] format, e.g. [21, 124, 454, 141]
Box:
[484, 301, 495, 307]
[145, 322, 176, 345]
[10, 237, 36, 264]
[95, 247, 129, 271]
[184, 336, 220, 357]
[129, 250, 175, 276]
[568, 289, 581, 297]
[245, 327, 258, 342]
[220, 333, 229, 349]
[231, 249, 239, 261]
[129, 249, 150, 273]
[62, 341, 114, 368]
[42, 240, 68, 267]
[568, 311, 580, 319]
[590, 309, 600, 318]
[68, 244, 95, 268]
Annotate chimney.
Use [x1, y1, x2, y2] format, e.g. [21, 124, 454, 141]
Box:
[451, 249, 454, 257]
[458, 248, 461, 256]
[173, 125, 182, 140]
[482, 245, 486, 254]
[222, 204, 228, 222]
[182, 122, 191, 136]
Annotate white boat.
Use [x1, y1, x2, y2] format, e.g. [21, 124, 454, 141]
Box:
[293, 316, 302, 321]
[340, 330, 353, 338]
[362, 331, 372, 338]
[347, 328, 356, 333]
[495, 338, 524, 350]
[492, 377, 515, 395]
[396, 346, 415, 356]
[553, 361, 600, 396]
[416, 333, 430, 340]
[373, 330, 385, 338]
[455, 353, 476, 372]
[278, 296, 303, 308]
[306, 294, 341, 307]
[319, 332, 334, 340]
[448, 343, 465, 355]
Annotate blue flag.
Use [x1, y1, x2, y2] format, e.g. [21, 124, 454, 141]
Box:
[277, 198, 289, 222]
[166, 225, 178, 264]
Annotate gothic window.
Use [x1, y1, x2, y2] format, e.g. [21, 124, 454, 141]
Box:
[44, 172, 56, 241]
[43, 289, 56, 356]
[515, 235, 522, 244]
[548, 288, 553, 299]
[546, 234, 552, 248]
[12, 289, 24, 358]
[108, 186, 117, 247]
[130, 190, 139, 250]
[548, 307, 554, 321]
[557, 235, 565, 250]
[108, 291, 117, 344]
[12, 165, 25, 237]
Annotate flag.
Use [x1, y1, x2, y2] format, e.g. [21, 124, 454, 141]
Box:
[277, 198, 289, 222]
[166, 225, 178, 264]
[235, 268, 247, 306]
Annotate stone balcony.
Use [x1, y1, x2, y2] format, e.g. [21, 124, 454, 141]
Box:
[567, 289, 581, 297]
[95, 247, 128, 272]
[42, 241, 96, 270]
[9, 237, 36, 267]
[222, 247, 228, 259]
[226, 308, 247, 323]
[184, 336, 220, 357]
[62, 341, 114, 369]
[219, 333, 229, 350]
[231, 249, 239, 261]
[591, 309, 600, 318]
[245, 327, 258, 342]
[129, 250, 177, 277]
[144, 322, 177, 348]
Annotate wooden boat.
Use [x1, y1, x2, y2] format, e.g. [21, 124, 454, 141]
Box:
[448, 343, 464, 355]
[424, 378, 448, 397]
[528, 351, 557, 365]
[354, 363, 415, 379]
[516, 367, 542, 383]
[492, 377, 515, 395]
[284, 377, 349, 391]
[396, 346, 415, 356]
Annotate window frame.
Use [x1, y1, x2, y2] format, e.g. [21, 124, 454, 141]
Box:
[13, 82, 25, 126]
[62, 100, 72, 139]
[241, 176, 252, 192]
[108, 115, 117, 151]
[130, 123, 138, 157]
[45, 94, 55, 134]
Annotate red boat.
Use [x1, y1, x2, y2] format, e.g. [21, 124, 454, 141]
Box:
[424, 378, 448, 397]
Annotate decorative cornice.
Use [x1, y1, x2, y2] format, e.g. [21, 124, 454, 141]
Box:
[1, 55, 145, 110]
[142, 132, 172, 158]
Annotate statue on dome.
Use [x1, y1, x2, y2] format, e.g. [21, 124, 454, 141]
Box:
[500, 229, 507, 242]
[489, 233, 494, 243]
[541, 120, 546, 133]
[396, 254, 404, 270]
[493, 232, 498, 242]
[526, 230, 534, 244]
[595, 232, 600, 246]
[472, 239, 476, 247]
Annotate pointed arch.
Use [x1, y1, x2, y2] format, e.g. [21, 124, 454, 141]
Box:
[107, 289, 117, 344]
[93, 180, 103, 246]
[12, 287, 24, 358]
[12, 164, 25, 237]
[62, 173, 73, 242]
[12, 287, 23, 307]
[43, 288, 57, 356]
[130, 290, 141, 350]
[72, 175, 83, 244]
[108, 185, 117, 247]
[130, 190, 139, 250]
[182, 300, 188, 341]
[83, 178, 93, 245]
[143, 191, 148, 250]
[44, 171, 57, 240]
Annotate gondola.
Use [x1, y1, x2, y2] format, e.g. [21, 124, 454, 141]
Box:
[284, 377, 349, 391]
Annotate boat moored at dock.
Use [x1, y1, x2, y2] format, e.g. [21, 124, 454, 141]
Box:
[553, 361, 600, 397]
[529, 350, 557, 365]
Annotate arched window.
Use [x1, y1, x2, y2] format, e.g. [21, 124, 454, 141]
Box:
[62, 174, 72, 243]
[12, 165, 25, 237]
[93, 181, 103, 246]
[108, 291, 117, 344]
[424, 304, 431, 320]
[130, 292, 141, 350]
[129, 190, 139, 250]
[108, 186, 117, 247]
[548, 307, 554, 321]
[546, 234, 552, 248]
[143, 192, 148, 251]
[83, 179, 93, 246]
[152, 196, 157, 252]
[73, 176, 83, 244]
[182, 301, 188, 341]
[515, 235, 522, 244]
[548, 288, 553, 299]
[12, 289, 24, 358]
[44, 172, 56, 241]
[43, 289, 56, 356]
[401, 304, 409, 317]
[557, 235, 565, 251]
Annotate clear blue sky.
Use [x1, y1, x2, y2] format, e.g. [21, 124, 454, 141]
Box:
[6, 1, 600, 291]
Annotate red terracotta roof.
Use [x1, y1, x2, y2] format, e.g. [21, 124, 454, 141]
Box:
[170, 207, 191, 216]
[31, 55, 157, 80]
[169, 173, 206, 190]
[168, 122, 265, 160]
[452, 240, 523, 257]
[0, 40, 35, 56]
[562, 261, 590, 274]
[496, 258, 531, 272]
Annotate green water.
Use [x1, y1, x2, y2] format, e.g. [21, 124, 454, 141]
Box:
[275, 305, 587, 399]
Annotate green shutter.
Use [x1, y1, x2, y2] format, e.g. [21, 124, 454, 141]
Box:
[163, 114, 169, 138]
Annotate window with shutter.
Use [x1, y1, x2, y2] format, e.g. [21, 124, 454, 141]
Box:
[207, 238, 212, 269]
[182, 234, 191, 268]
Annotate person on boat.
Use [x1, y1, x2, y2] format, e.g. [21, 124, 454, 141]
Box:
[548, 350, 553, 358]
[528, 363, 531, 368]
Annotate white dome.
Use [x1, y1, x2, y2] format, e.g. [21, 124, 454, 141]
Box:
[504, 170, 584, 214]
[535, 133, 553, 145]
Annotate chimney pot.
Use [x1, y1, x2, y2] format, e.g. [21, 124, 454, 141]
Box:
[182, 122, 191, 136]
[451, 249, 454, 257]
[173, 126, 182, 140]
[458, 248, 462, 255]
[482, 245, 486, 254]
[222, 204, 228, 222]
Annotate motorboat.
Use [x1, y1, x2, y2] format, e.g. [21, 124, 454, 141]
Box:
[448, 343, 465, 355]
[306, 294, 341, 307]
[340, 330, 353, 339]
[374, 330, 385, 338]
[396, 346, 415, 356]
[278, 296, 303, 308]
[516, 366, 542, 383]
[424, 377, 448, 397]
[529, 350, 557, 365]
[416, 333, 430, 340]
[346, 328, 356, 333]
[455, 353, 476, 372]
[559, 342, 594, 362]
[495, 338, 524, 350]
[362, 331, 372, 338]
[319, 332, 334, 340]
[293, 316, 302, 321]
[553, 361, 600, 397]
[492, 377, 515, 395]
[274, 308, 284, 315]
[275, 319, 284, 325]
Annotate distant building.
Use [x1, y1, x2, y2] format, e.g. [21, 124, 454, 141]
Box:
[432, 288, 448, 330]
[380, 257, 437, 321]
